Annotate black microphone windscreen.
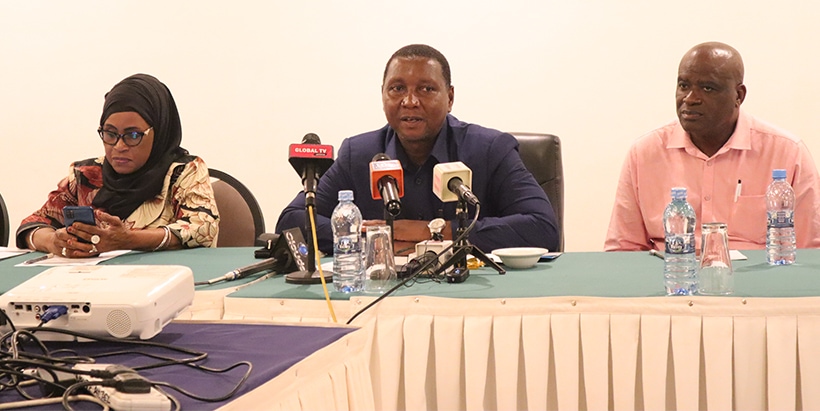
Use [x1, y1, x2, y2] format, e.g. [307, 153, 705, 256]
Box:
[372, 153, 390, 162]
[302, 133, 321, 144]
[447, 176, 464, 193]
[399, 250, 440, 278]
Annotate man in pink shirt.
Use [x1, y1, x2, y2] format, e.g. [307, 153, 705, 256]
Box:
[605, 42, 820, 251]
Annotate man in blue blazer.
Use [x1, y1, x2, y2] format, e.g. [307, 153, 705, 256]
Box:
[276, 44, 558, 255]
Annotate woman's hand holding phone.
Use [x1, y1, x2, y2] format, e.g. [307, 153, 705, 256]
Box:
[61, 206, 102, 256]
[60, 207, 160, 257]
[63, 206, 96, 243]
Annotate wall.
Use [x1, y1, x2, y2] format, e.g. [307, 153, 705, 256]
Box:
[2, 1, 819, 251]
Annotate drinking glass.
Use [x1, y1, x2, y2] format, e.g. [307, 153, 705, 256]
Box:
[698, 222, 733, 295]
[364, 225, 397, 294]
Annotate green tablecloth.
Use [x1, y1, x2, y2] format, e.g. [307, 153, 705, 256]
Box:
[0, 247, 263, 294]
[3, 248, 820, 299]
[229, 248, 820, 299]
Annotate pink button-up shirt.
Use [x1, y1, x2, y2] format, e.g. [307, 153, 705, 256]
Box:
[605, 110, 820, 251]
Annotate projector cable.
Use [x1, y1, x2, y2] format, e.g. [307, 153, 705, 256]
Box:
[38, 305, 68, 325]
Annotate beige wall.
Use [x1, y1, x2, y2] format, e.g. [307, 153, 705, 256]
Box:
[2, 1, 819, 251]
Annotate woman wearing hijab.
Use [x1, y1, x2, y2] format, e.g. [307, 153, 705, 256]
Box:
[16, 73, 219, 257]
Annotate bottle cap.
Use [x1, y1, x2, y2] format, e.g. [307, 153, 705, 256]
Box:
[671, 187, 687, 200]
[338, 190, 354, 201]
[772, 169, 787, 179]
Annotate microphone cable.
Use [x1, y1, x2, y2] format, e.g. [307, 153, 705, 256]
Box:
[309, 204, 337, 323]
[346, 204, 481, 325]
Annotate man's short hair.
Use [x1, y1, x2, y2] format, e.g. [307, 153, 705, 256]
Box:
[383, 44, 451, 87]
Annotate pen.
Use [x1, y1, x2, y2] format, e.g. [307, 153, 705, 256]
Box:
[734, 179, 742, 203]
[649, 249, 665, 260]
[23, 253, 54, 265]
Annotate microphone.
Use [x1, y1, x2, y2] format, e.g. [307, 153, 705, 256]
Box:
[203, 258, 279, 284]
[369, 153, 404, 217]
[398, 250, 439, 278]
[288, 133, 334, 202]
[433, 161, 480, 206]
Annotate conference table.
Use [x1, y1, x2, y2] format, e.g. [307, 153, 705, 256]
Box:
[4, 248, 820, 410]
[222, 248, 820, 411]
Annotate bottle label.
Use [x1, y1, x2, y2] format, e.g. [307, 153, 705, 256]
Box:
[665, 233, 695, 255]
[767, 210, 794, 229]
[336, 236, 355, 253]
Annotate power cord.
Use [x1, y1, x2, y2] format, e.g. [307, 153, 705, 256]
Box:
[1, 327, 210, 371]
[149, 360, 252, 402]
[1, 318, 250, 410]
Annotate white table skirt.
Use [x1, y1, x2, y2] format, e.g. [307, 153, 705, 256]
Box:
[223, 294, 820, 410]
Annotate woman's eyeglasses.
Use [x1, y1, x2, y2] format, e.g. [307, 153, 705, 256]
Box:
[98, 127, 152, 147]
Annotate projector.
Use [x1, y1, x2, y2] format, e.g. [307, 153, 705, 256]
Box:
[0, 265, 194, 341]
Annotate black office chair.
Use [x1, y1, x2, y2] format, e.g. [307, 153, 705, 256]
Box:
[509, 133, 564, 251]
[0, 192, 8, 247]
[209, 169, 266, 247]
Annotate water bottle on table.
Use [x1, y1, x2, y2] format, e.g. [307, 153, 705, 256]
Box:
[766, 169, 796, 265]
[663, 187, 698, 295]
[332, 190, 364, 292]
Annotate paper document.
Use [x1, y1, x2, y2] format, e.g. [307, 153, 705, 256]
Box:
[0, 247, 31, 261]
[729, 250, 748, 260]
[15, 250, 131, 267]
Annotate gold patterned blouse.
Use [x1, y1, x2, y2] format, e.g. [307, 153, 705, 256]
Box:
[16, 155, 219, 248]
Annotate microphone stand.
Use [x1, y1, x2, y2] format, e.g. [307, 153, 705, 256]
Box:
[384, 209, 395, 240]
[433, 199, 505, 283]
[285, 200, 332, 284]
[305, 202, 316, 275]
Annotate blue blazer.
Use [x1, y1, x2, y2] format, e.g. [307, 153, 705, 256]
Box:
[276, 115, 558, 254]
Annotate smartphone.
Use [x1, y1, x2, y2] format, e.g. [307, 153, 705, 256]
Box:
[63, 206, 96, 244]
[63, 206, 96, 227]
[539, 252, 563, 262]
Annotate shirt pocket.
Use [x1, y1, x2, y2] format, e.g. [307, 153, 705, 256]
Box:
[729, 194, 766, 244]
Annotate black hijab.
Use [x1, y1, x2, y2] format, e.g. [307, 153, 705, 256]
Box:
[92, 74, 188, 219]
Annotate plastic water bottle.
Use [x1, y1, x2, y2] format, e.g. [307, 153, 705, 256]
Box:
[766, 169, 796, 265]
[663, 187, 698, 295]
[331, 190, 364, 292]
